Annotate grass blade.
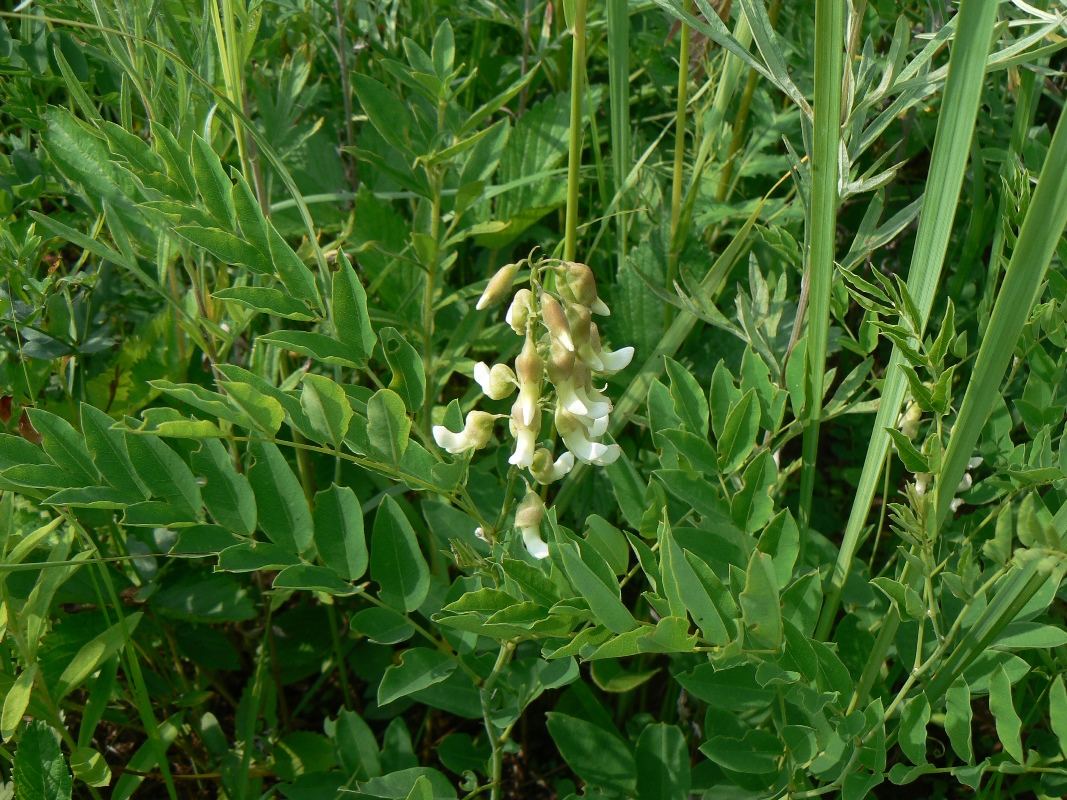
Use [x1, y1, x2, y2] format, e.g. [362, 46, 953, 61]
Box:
[564, 0, 588, 262]
[607, 0, 631, 273]
[797, 0, 845, 529]
[935, 104, 1067, 525]
[815, 0, 1002, 640]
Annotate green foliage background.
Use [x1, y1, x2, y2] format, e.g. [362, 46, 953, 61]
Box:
[2, 0, 1067, 798]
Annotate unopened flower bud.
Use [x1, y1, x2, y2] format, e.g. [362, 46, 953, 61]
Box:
[956, 473, 973, 494]
[530, 448, 576, 484]
[561, 261, 598, 305]
[914, 472, 931, 496]
[515, 488, 548, 559]
[546, 339, 575, 385]
[432, 410, 498, 454]
[476, 262, 520, 310]
[567, 304, 592, 349]
[506, 288, 533, 334]
[541, 294, 574, 351]
[898, 400, 922, 441]
[514, 335, 543, 426]
[474, 362, 517, 400]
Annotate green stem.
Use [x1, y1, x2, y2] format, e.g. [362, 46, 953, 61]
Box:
[666, 0, 693, 325]
[564, 0, 587, 262]
[797, 0, 845, 531]
[422, 168, 443, 435]
[482, 642, 516, 800]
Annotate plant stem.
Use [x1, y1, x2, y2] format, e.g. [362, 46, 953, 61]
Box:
[797, 0, 845, 531]
[564, 0, 587, 262]
[666, 0, 693, 325]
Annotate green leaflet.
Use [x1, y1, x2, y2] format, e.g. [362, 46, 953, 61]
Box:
[14, 721, 72, 800]
[191, 439, 257, 536]
[371, 496, 430, 612]
[247, 440, 313, 553]
[314, 484, 368, 581]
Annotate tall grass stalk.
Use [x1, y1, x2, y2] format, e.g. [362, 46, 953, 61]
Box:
[607, 0, 630, 273]
[666, 0, 693, 321]
[797, 0, 845, 530]
[936, 105, 1067, 525]
[564, 0, 588, 262]
[815, 0, 1001, 639]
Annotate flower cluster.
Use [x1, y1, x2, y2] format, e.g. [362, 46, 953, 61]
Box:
[432, 256, 634, 558]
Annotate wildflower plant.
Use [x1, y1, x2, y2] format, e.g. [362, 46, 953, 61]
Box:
[436, 255, 632, 557]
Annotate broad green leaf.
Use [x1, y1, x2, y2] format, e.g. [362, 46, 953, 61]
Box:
[665, 357, 708, 436]
[257, 331, 361, 367]
[217, 380, 286, 435]
[371, 496, 430, 612]
[380, 327, 426, 413]
[301, 373, 353, 447]
[2, 663, 38, 741]
[0, 433, 48, 469]
[80, 404, 147, 498]
[546, 713, 636, 793]
[191, 133, 235, 227]
[248, 440, 312, 553]
[273, 564, 354, 594]
[717, 389, 760, 473]
[731, 450, 778, 532]
[699, 729, 783, 775]
[757, 510, 800, 588]
[899, 694, 930, 765]
[352, 74, 418, 158]
[26, 408, 98, 484]
[150, 380, 253, 428]
[55, 613, 144, 701]
[635, 723, 690, 800]
[314, 484, 368, 580]
[659, 429, 718, 475]
[231, 171, 270, 253]
[739, 550, 781, 650]
[70, 747, 111, 788]
[661, 524, 729, 645]
[945, 676, 973, 763]
[367, 389, 411, 465]
[559, 542, 636, 634]
[886, 428, 930, 473]
[1050, 674, 1067, 757]
[351, 607, 415, 645]
[175, 226, 264, 270]
[213, 287, 315, 320]
[989, 664, 1023, 762]
[41, 106, 124, 204]
[605, 446, 647, 530]
[330, 709, 382, 779]
[378, 648, 457, 706]
[217, 542, 300, 572]
[191, 439, 257, 536]
[14, 720, 72, 800]
[126, 432, 202, 515]
[332, 251, 375, 362]
[710, 360, 741, 439]
[267, 220, 321, 307]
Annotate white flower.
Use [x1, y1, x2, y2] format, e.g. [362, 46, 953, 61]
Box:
[914, 472, 931, 496]
[597, 344, 634, 374]
[530, 448, 575, 484]
[956, 473, 973, 494]
[508, 400, 541, 468]
[473, 362, 517, 400]
[506, 288, 534, 334]
[967, 456, 984, 469]
[515, 488, 548, 559]
[898, 400, 922, 440]
[555, 406, 620, 466]
[432, 411, 497, 454]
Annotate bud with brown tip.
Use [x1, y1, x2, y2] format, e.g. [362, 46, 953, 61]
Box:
[476, 262, 521, 311]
